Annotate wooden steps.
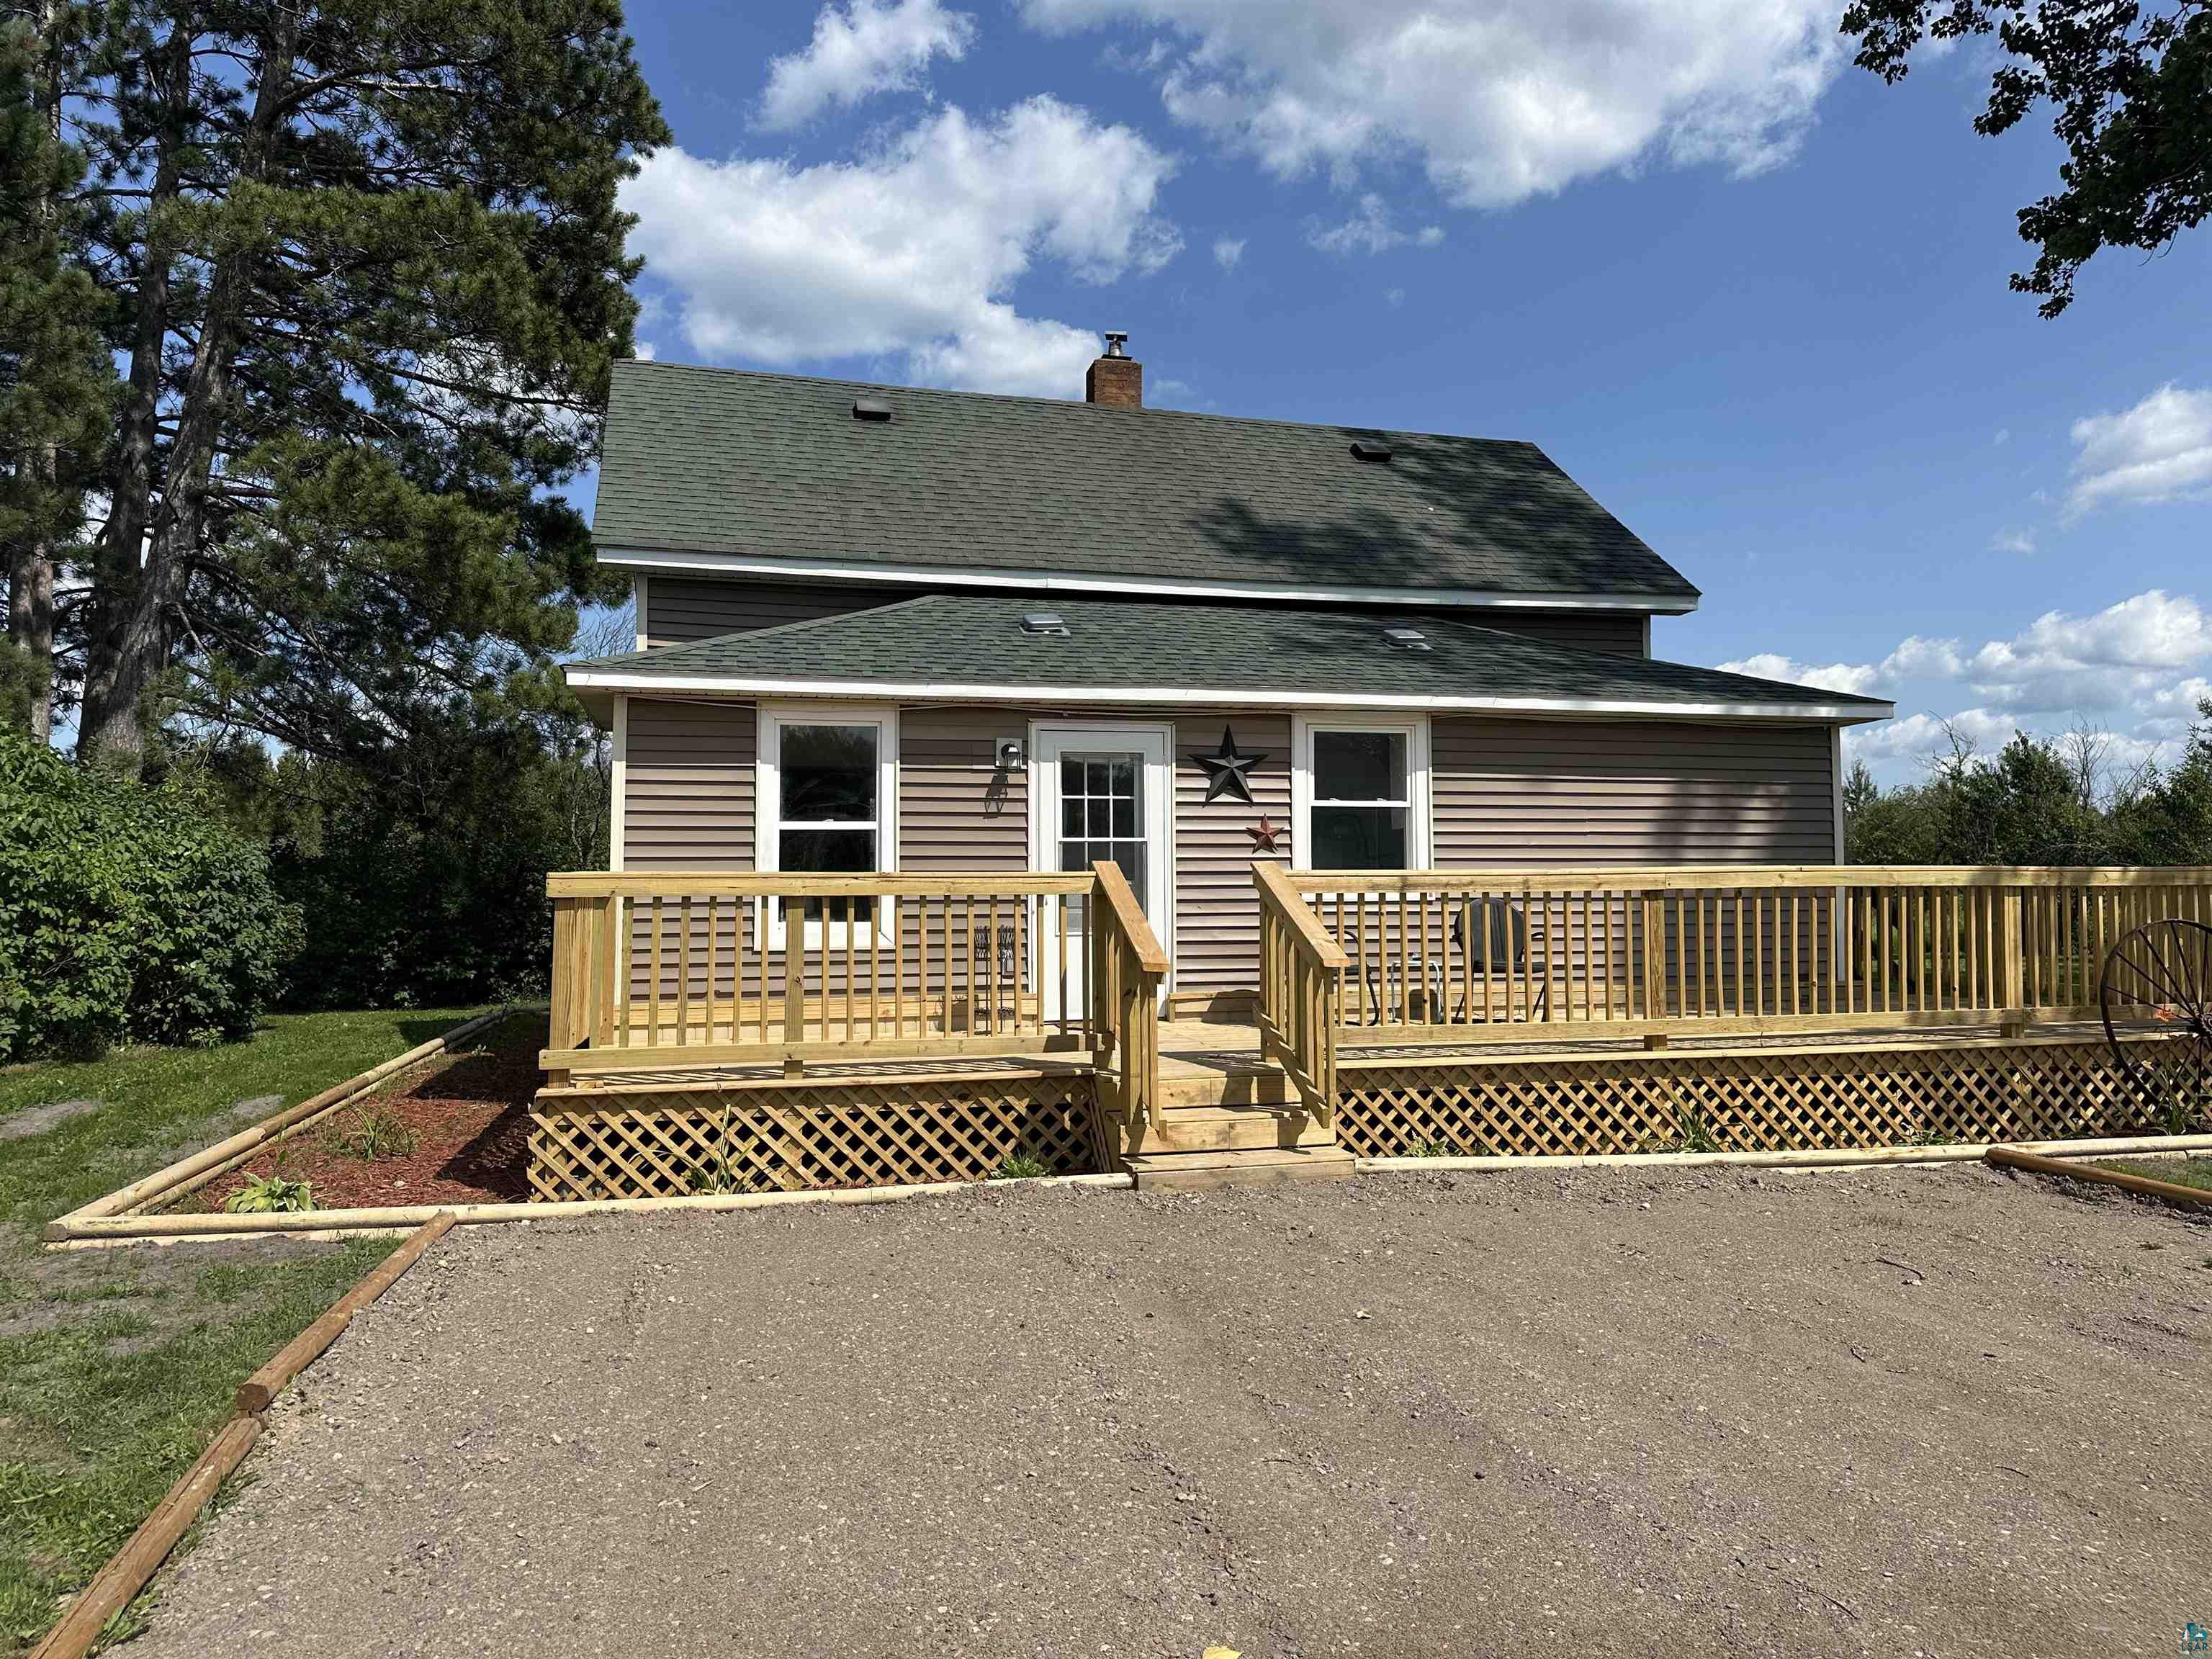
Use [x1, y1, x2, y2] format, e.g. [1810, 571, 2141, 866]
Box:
[1123, 1144, 1357, 1192]
[1138, 1104, 1333, 1154]
[1115, 1051, 1350, 1189]
[1156, 1061, 1296, 1111]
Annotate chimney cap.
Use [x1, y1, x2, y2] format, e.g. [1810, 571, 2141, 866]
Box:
[1101, 331, 1130, 359]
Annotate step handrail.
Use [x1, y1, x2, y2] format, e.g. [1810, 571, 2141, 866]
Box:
[1089, 860, 1169, 1134]
[1254, 861, 1345, 1123]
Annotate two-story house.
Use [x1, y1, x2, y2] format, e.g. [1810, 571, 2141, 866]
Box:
[562, 336, 1890, 1025]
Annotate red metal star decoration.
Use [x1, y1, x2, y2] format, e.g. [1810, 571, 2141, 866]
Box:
[1245, 815, 1285, 853]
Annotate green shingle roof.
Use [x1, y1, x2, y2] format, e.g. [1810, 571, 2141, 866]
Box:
[569, 594, 1889, 719]
[593, 361, 1701, 606]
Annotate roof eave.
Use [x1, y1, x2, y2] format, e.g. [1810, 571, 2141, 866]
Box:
[595, 545, 1703, 616]
[562, 667, 1889, 724]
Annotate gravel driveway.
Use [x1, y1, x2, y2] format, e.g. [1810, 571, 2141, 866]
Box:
[133, 1166, 2211, 1658]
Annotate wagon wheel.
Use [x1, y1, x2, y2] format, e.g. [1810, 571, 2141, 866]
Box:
[2100, 919, 2212, 1132]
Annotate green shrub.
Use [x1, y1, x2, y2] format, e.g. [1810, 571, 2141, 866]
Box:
[990, 1152, 1051, 1181]
[0, 733, 301, 1060]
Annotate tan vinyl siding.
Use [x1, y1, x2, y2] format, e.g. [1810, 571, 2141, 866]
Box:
[621, 696, 755, 868]
[642, 575, 919, 647]
[1431, 718, 1838, 866]
[897, 706, 1032, 872]
[1474, 609, 1647, 656]
[619, 696, 755, 1003]
[1172, 714, 1290, 1002]
[610, 697, 1839, 1005]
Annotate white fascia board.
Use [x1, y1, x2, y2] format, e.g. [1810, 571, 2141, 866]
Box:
[592, 545, 1701, 616]
[563, 670, 1893, 725]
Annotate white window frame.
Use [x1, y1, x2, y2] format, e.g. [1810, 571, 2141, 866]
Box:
[755, 702, 899, 949]
[1290, 713, 1432, 873]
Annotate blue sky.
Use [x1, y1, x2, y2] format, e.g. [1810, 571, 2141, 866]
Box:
[595, 0, 2212, 786]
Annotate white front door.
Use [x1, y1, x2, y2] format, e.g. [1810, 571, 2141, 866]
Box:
[1030, 722, 1174, 1016]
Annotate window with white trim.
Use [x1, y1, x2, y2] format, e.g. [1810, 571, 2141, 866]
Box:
[758, 706, 896, 942]
[1294, 717, 1429, 871]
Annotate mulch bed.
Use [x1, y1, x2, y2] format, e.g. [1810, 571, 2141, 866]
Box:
[190, 1012, 542, 1213]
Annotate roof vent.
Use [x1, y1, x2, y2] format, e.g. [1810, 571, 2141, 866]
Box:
[1021, 611, 1069, 637]
[851, 398, 892, 422]
[1350, 440, 1393, 463]
[1383, 626, 1430, 652]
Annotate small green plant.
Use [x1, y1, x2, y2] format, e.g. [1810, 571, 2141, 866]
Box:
[685, 1105, 747, 1195]
[1408, 1138, 1453, 1159]
[1639, 1106, 1721, 1156]
[224, 1169, 315, 1213]
[1678, 1106, 1720, 1154]
[333, 1104, 417, 1161]
[685, 1153, 745, 1195]
[2155, 1079, 2208, 1137]
[991, 1152, 1051, 1181]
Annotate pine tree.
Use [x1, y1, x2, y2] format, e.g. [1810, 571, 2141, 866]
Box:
[0, 4, 112, 742]
[66, 0, 667, 769]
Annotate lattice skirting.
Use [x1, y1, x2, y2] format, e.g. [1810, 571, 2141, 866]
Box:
[1335, 1038, 2159, 1159]
[529, 1074, 1103, 1201]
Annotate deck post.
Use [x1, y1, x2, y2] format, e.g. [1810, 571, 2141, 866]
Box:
[2000, 887, 2026, 1016]
[1640, 896, 1663, 1021]
[781, 901, 806, 1076]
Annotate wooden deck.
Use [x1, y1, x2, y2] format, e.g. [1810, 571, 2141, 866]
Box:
[534, 863, 2209, 1199]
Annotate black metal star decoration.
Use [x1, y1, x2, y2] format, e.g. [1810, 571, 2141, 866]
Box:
[1194, 724, 1267, 804]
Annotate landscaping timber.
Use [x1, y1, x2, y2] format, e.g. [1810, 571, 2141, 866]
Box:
[1986, 1145, 2212, 1208]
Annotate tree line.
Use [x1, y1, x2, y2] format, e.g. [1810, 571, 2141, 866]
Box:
[1844, 701, 2212, 866]
[0, 0, 665, 1030]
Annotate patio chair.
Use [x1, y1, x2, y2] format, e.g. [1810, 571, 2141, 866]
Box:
[1363, 896, 1548, 1025]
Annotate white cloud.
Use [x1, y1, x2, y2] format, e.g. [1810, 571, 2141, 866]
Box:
[1719, 634, 1962, 698]
[1964, 590, 2211, 712]
[1735, 590, 2212, 781]
[1847, 708, 2022, 764]
[1212, 235, 1245, 269]
[1990, 529, 2034, 555]
[1016, 0, 1842, 209]
[760, 0, 976, 130]
[622, 98, 1179, 398]
[2065, 383, 2212, 519]
[1307, 192, 1442, 255]
[1717, 652, 1882, 697]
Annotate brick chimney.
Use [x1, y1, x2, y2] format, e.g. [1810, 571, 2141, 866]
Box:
[1085, 331, 1141, 409]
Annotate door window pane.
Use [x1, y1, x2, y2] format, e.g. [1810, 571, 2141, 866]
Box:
[1056, 750, 1147, 901]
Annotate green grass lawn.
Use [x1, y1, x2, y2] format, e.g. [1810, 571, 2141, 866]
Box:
[0, 1006, 498, 1655]
[2096, 1157, 2212, 1195]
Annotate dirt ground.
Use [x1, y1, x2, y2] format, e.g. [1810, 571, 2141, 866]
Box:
[130, 1165, 2211, 1658]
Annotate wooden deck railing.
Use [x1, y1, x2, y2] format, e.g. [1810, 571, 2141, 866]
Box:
[541, 868, 1171, 1099]
[1255, 861, 1348, 1123]
[547, 870, 1089, 1077]
[1089, 860, 1171, 1135]
[1280, 864, 2212, 1047]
